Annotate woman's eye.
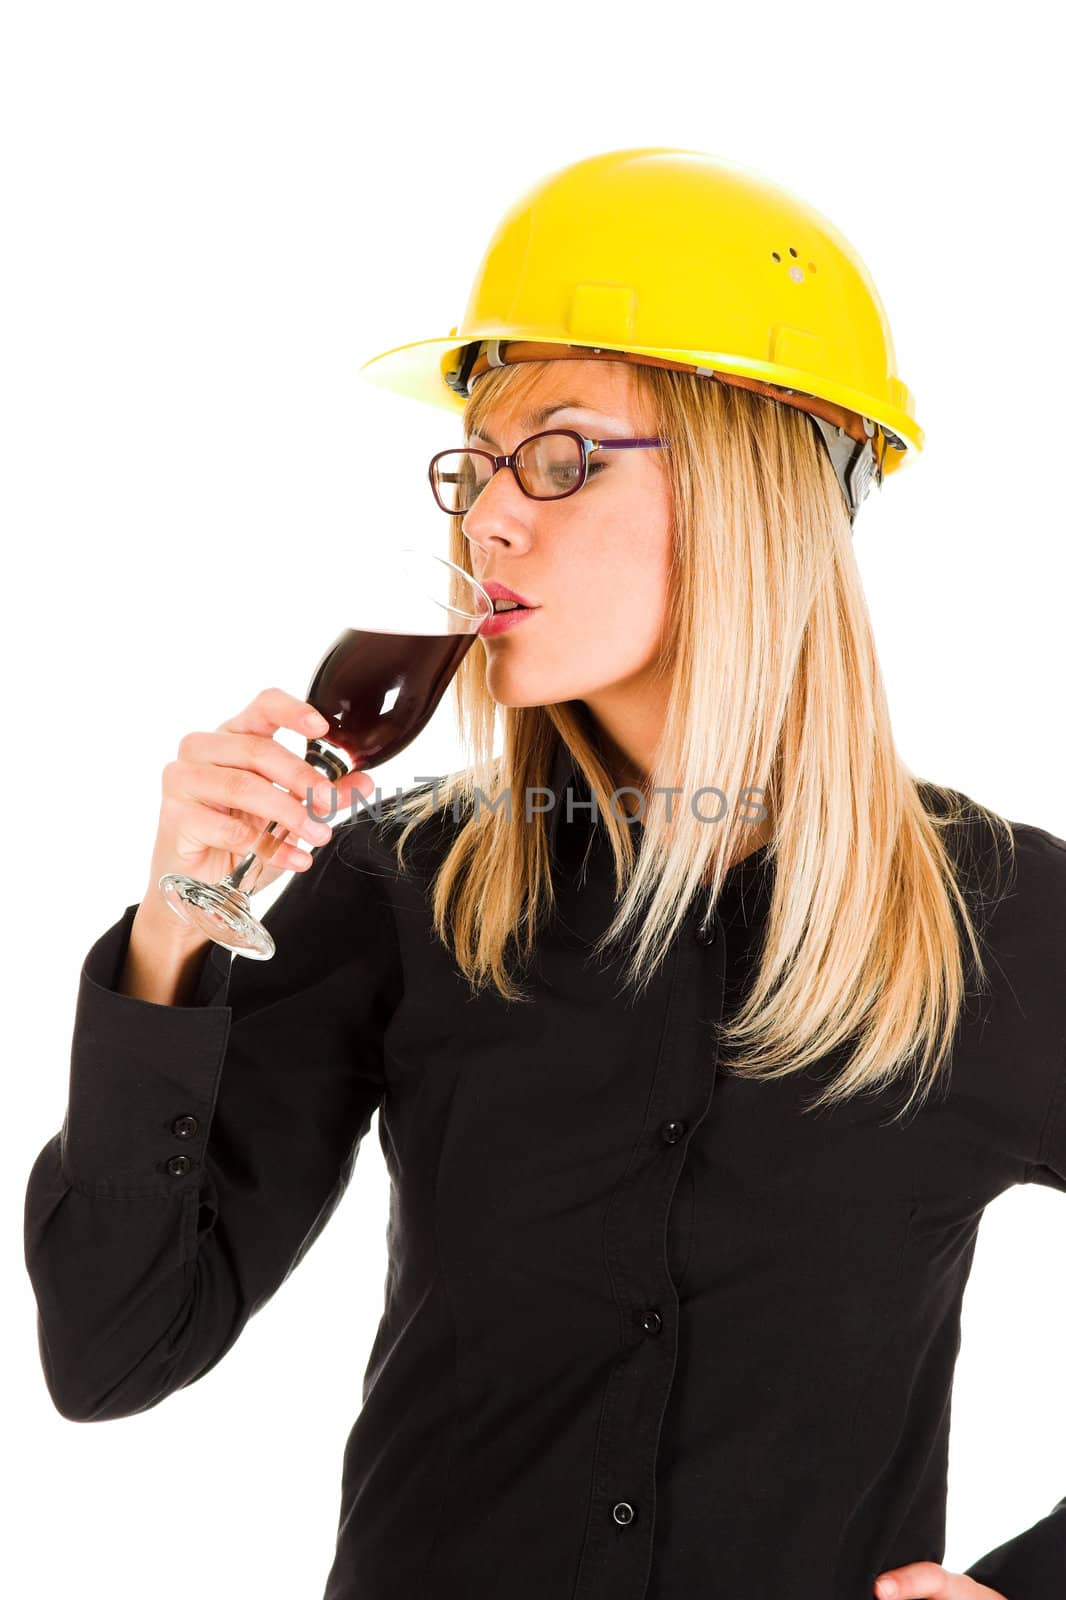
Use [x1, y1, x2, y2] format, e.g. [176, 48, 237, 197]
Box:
[587, 461, 607, 475]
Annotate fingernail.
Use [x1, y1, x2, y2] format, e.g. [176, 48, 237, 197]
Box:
[877, 1581, 897, 1598]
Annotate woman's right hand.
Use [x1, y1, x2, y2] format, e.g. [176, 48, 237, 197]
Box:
[144, 686, 374, 913]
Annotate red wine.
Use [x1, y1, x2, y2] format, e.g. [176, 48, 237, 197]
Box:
[302, 626, 477, 770]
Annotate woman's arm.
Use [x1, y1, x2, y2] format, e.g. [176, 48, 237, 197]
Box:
[962, 1496, 1066, 1593]
[960, 1052, 1066, 1593]
[22, 819, 401, 1423]
[114, 892, 215, 1006]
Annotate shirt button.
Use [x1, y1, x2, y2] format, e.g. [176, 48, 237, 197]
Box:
[638, 1309, 663, 1335]
[166, 1155, 193, 1177]
[660, 1119, 686, 1144]
[612, 1501, 637, 1526]
[171, 1115, 199, 1139]
[694, 918, 717, 946]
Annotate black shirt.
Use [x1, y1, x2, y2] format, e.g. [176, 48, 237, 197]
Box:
[23, 744, 1066, 1599]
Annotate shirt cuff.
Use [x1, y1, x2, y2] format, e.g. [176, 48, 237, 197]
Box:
[60, 904, 233, 1195]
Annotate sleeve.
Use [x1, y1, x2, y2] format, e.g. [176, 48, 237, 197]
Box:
[962, 1046, 1066, 1596]
[22, 818, 402, 1423]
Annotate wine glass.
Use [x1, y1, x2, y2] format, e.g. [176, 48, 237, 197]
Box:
[158, 547, 493, 960]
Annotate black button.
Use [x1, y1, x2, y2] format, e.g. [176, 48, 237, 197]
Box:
[172, 1115, 199, 1139]
[694, 918, 717, 946]
[660, 1119, 686, 1144]
[166, 1155, 193, 1177]
[612, 1501, 636, 1525]
[638, 1309, 663, 1335]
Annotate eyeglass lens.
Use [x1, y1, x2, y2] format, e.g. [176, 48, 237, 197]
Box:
[432, 431, 585, 513]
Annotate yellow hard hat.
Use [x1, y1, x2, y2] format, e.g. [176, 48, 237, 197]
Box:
[359, 147, 924, 524]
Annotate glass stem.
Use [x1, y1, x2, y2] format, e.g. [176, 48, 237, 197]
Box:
[221, 821, 289, 895]
[219, 743, 351, 898]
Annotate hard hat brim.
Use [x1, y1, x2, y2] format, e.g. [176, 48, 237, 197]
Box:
[358, 332, 924, 475]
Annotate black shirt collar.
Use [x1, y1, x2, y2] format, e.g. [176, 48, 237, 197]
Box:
[545, 739, 774, 919]
[546, 739, 613, 855]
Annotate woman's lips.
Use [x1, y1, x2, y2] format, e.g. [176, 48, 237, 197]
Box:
[479, 606, 539, 637]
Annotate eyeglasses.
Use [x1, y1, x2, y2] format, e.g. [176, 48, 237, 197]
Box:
[427, 428, 670, 515]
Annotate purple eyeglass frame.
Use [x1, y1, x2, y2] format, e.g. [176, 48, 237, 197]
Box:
[427, 427, 670, 513]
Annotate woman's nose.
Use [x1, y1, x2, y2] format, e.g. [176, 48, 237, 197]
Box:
[460, 468, 534, 549]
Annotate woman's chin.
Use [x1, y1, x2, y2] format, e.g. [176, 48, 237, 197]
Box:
[486, 690, 549, 709]
[482, 663, 552, 709]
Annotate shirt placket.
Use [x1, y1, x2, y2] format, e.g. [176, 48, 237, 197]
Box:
[571, 900, 729, 1600]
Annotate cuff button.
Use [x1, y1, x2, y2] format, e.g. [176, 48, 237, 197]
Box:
[166, 1155, 193, 1177]
[172, 1115, 199, 1139]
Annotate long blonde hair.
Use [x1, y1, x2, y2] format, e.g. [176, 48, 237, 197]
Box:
[376, 359, 1016, 1121]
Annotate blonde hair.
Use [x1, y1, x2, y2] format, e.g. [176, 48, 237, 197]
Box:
[375, 360, 1016, 1122]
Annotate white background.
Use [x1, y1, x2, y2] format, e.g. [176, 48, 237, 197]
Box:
[3, 3, 1064, 1596]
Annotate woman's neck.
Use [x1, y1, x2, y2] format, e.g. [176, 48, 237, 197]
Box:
[581, 698, 774, 867]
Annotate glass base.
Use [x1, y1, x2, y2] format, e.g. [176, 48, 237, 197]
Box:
[158, 874, 276, 960]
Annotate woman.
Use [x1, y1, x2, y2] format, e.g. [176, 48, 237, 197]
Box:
[24, 149, 1065, 1600]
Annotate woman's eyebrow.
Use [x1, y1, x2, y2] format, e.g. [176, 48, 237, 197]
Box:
[467, 403, 629, 448]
